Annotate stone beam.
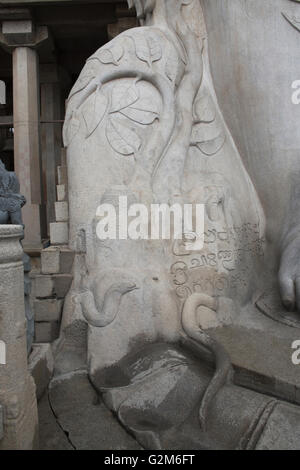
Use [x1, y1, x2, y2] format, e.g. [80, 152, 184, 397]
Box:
[0, 115, 13, 126]
[0, 0, 123, 4]
[0, 8, 32, 20]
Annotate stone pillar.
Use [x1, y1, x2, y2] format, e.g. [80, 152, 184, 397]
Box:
[0, 20, 49, 248]
[40, 65, 63, 234]
[0, 225, 38, 450]
[13, 46, 43, 246]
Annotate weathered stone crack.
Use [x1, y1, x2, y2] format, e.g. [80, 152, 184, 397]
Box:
[47, 391, 77, 450]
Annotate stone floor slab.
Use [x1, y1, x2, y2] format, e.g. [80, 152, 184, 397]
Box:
[48, 371, 142, 450]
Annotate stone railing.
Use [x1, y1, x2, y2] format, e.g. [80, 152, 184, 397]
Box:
[0, 225, 38, 449]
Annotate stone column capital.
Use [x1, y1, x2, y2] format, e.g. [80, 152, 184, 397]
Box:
[0, 20, 48, 51]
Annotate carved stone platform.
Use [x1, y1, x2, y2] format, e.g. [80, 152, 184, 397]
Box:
[209, 295, 300, 406]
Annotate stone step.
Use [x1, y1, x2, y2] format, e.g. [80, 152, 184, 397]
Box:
[33, 274, 54, 298]
[57, 184, 67, 202]
[41, 246, 74, 275]
[61, 148, 67, 167]
[59, 247, 75, 274]
[35, 321, 60, 344]
[55, 201, 69, 222]
[34, 298, 63, 322]
[41, 247, 60, 274]
[53, 274, 73, 299]
[57, 166, 68, 185]
[50, 222, 68, 245]
[33, 273, 73, 300]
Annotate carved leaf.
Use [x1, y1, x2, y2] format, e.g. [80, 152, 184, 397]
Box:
[82, 88, 108, 137]
[282, 11, 300, 33]
[166, 55, 185, 86]
[119, 98, 159, 125]
[191, 121, 225, 156]
[191, 122, 216, 143]
[106, 117, 142, 156]
[196, 134, 226, 156]
[148, 35, 162, 63]
[110, 82, 139, 113]
[63, 113, 80, 147]
[194, 93, 216, 123]
[165, 55, 179, 84]
[132, 33, 162, 67]
[97, 43, 124, 65]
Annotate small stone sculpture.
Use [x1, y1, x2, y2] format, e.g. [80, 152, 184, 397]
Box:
[0, 159, 25, 226]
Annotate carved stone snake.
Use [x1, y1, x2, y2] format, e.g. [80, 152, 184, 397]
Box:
[181, 293, 233, 430]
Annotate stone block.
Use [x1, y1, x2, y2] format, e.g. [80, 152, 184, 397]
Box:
[53, 274, 73, 298]
[55, 201, 69, 222]
[41, 246, 74, 275]
[41, 247, 60, 274]
[50, 222, 68, 245]
[59, 247, 75, 273]
[34, 298, 63, 322]
[28, 343, 54, 400]
[35, 322, 60, 343]
[57, 166, 68, 185]
[30, 256, 41, 273]
[34, 275, 54, 298]
[61, 148, 67, 167]
[2, 20, 35, 44]
[57, 184, 67, 202]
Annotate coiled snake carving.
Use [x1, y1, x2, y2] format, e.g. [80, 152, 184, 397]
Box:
[182, 293, 233, 431]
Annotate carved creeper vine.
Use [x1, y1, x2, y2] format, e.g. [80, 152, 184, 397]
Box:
[106, 80, 160, 156]
[128, 31, 162, 68]
[72, 77, 161, 157]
